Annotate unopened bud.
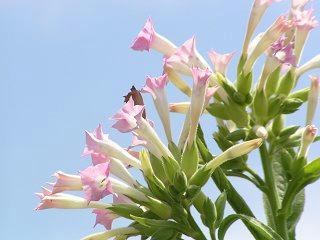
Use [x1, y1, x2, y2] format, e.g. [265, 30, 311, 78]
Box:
[298, 125, 318, 158]
[253, 126, 268, 139]
[206, 138, 263, 171]
[306, 76, 320, 125]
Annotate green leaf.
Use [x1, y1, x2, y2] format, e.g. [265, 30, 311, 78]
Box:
[162, 156, 180, 184]
[214, 191, 227, 228]
[218, 214, 284, 240]
[287, 190, 305, 240]
[107, 204, 144, 219]
[149, 153, 167, 183]
[151, 228, 176, 240]
[288, 87, 309, 102]
[281, 157, 320, 216]
[280, 98, 303, 114]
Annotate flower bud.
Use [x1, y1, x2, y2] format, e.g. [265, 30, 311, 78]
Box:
[306, 76, 320, 125]
[206, 138, 263, 171]
[81, 227, 138, 240]
[298, 125, 318, 158]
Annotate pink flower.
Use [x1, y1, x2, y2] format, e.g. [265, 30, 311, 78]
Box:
[292, 8, 318, 31]
[292, 8, 318, 63]
[92, 209, 117, 230]
[113, 193, 131, 204]
[80, 163, 112, 202]
[141, 74, 172, 142]
[188, 67, 212, 145]
[82, 124, 111, 166]
[129, 132, 147, 149]
[291, 0, 310, 10]
[131, 17, 176, 56]
[267, 37, 296, 66]
[306, 76, 320, 125]
[299, 124, 318, 158]
[209, 50, 234, 75]
[165, 37, 208, 75]
[48, 171, 82, 194]
[111, 97, 145, 133]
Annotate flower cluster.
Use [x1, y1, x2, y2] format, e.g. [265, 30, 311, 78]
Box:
[36, 1, 320, 239]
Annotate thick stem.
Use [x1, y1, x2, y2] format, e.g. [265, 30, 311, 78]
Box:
[259, 143, 288, 240]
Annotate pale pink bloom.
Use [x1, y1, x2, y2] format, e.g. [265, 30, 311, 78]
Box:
[35, 187, 52, 202]
[48, 171, 82, 194]
[292, 8, 318, 63]
[80, 163, 112, 202]
[306, 76, 320, 125]
[204, 87, 218, 108]
[291, 0, 310, 10]
[93, 209, 118, 230]
[208, 50, 235, 75]
[242, 0, 282, 56]
[141, 74, 172, 142]
[82, 124, 111, 166]
[165, 37, 208, 75]
[131, 17, 176, 56]
[111, 97, 145, 133]
[188, 67, 212, 145]
[244, 15, 294, 74]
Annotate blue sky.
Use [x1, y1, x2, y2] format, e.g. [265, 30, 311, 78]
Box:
[1, 0, 319, 239]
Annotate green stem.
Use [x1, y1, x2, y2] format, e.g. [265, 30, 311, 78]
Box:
[245, 166, 265, 187]
[187, 209, 207, 240]
[209, 227, 216, 240]
[259, 143, 288, 240]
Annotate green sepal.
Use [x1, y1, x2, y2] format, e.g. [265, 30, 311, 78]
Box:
[173, 171, 188, 193]
[253, 89, 268, 123]
[107, 204, 144, 219]
[280, 98, 303, 114]
[272, 115, 285, 137]
[201, 197, 217, 227]
[276, 70, 295, 96]
[226, 129, 247, 142]
[265, 66, 281, 97]
[288, 87, 310, 102]
[207, 102, 231, 120]
[181, 142, 199, 179]
[162, 156, 181, 184]
[267, 95, 285, 118]
[189, 164, 212, 187]
[168, 141, 182, 163]
[237, 71, 252, 96]
[279, 125, 300, 138]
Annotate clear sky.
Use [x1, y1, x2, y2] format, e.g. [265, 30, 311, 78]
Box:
[1, 0, 319, 239]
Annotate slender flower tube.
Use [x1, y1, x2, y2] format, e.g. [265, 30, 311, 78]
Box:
[187, 67, 212, 146]
[243, 15, 294, 75]
[92, 209, 118, 230]
[209, 50, 235, 75]
[109, 177, 149, 202]
[242, 0, 282, 57]
[292, 8, 319, 65]
[296, 54, 320, 78]
[48, 171, 83, 194]
[131, 17, 176, 56]
[84, 128, 141, 169]
[169, 102, 191, 114]
[80, 163, 112, 202]
[109, 157, 137, 187]
[81, 227, 138, 240]
[112, 97, 173, 159]
[34, 187, 110, 210]
[298, 125, 318, 158]
[306, 76, 320, 125]
[141, 74, 172, 142]
[206, 138, 263, 171]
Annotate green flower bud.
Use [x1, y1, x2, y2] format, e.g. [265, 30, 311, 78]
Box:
[280, 98, 303, 114]
[173, 171, 188, 193]
[226, 129, 247, 141]
[265, 66, 281, 98]
[181, 142, 199, 179]
[237, 71, 252, 96]
[253, 89, 268, 123]
[207, 102, 231, 120]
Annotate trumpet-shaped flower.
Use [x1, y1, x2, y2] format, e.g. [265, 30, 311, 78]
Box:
[268, 37, 296, 66]
[242, 0, 282, 56]
[84, 125, 141, 169]
[48, 171, 83, 194]
[296, 54, 320, 78]
[209, 50, 235, 75]
[244, 15, 294, 74]
[93, 209, 118, 230]
[292, 8, 319, 63]
[80, 163, 112, 202]
[111, 97, 145, 133]
[188, 67, 212, 145]
[141, 74, 172, 142]
[131, 17, 176, 56]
